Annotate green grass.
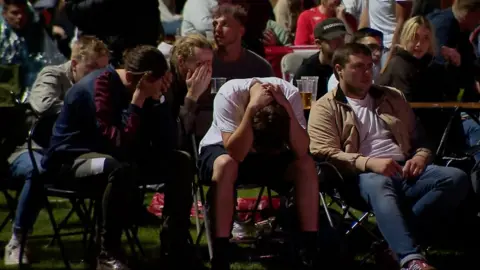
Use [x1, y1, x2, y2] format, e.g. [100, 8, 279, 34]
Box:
[0, 189, 474, 269]
[0, 189, 276, 269]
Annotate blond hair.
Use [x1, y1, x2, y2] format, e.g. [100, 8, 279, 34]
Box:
[71, 36, 109, 62]
[381, 16, 435, 73]
[170, 34, 214, 71]
[453, 0, 480, 16]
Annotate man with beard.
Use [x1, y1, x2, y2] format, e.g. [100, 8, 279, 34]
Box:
[211, 3, 274, 80]
[294, 18, 346, 100]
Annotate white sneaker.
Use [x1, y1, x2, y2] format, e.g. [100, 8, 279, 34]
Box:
[231, 222, 255, 241]
[3, 242, 29, 265]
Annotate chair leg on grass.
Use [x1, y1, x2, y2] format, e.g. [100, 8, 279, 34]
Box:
[198, 186, 213, 260]
[44, 195, 72, 270]
[319, 192, 335, 228]
[0, 190, 16, 232]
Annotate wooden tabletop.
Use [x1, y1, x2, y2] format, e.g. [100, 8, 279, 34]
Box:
[409, 102, 480, 109]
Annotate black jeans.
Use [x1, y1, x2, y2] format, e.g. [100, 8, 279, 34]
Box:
[68, 151, 194, 253]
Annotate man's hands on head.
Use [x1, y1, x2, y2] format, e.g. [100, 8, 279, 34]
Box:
[366, 156, 427, 179]
[186, 64, 212, 101]
[248, 82, 292, 113]
[247, 81, 274, 113]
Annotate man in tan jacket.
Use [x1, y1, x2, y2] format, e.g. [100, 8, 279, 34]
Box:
[308, 43, 469, 270]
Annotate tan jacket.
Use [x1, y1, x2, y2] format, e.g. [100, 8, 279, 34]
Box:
[308, 85, 432, 173]
[7, 61, 73, 164]
[29, 61, 73, 116]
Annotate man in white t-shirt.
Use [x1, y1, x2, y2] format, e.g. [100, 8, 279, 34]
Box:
[198, 77, 319, 269]
[308, 43, 469, 270]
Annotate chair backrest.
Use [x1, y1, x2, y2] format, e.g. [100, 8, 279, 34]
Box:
[189, 110, 214, 163]
[280, 51, 317, 79]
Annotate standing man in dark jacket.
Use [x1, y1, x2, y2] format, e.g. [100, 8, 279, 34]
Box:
[65, 0, 163, 67]
[43, 46, 199, 270]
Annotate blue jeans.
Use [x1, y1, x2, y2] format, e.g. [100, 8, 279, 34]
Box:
[162, 19, 182, 36]
[9, 151, 44, 233]
[462, 118, 480, 161]
[358, 165, 469, 266]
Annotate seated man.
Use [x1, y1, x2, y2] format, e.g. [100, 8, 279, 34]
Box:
[4, 36, 109, 266]
[293, 18, 346, 100]
[308, 43, 469, 270]
[198, 77, 319, 269]
[212, 4, 275, 80]
[327, 27, 384, 91]
[42, 46, 198, 270]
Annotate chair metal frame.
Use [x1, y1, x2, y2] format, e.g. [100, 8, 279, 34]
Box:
[316, 161, 383, 265]
[0, 185, 18, 233]
[17, 115, 144, 269]
[190, 134, 283, 261]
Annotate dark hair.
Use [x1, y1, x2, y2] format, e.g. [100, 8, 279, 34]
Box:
[212, 3, 248, 27]
[123, 45, 168, 83]
[252, 102, 290, 152]
[332, 43, 372, 79]
[3, 0, 28, 7]
[352, 28, 384, 43]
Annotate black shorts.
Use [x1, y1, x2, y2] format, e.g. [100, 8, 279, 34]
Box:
[198, 145, 294, 192]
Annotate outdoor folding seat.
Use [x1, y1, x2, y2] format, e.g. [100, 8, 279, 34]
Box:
[182, 108, 286, 261]
[190, 134, 283, 260]
[316, 160, 384, 265]
[0, 173, 18, 233]
[16, 115, 144, 269]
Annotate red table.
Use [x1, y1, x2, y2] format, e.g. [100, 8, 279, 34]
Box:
[264, 45, 319, 78]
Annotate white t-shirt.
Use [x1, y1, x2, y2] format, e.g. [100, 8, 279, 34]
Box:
[346, 94, 405, 161]
[199, 77, 307, 152]
[344, 0, 363, 22]
[368, 0, 397, 49]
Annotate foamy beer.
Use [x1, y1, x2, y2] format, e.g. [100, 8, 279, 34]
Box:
[296, 79, 314, 109]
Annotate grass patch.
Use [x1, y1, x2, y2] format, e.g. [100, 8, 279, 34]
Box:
[0, 188, 475, 269]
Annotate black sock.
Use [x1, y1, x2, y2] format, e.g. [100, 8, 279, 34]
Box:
[212, 237, 230, 269]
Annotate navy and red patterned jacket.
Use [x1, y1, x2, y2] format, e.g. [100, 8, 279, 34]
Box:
[42, 65, 177, 169]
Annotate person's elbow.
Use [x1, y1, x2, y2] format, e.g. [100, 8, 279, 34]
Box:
[223, 142, 246, 162]
[29, 95, 58, 116]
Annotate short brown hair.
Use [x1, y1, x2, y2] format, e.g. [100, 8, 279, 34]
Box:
[332, 43, 372, 79]
[71, 36, 109, 62]
[252, 102, 290, 152]
[170, 34, 213, 69]
[212, 3, 248, 27]
[453, 0, 480, 13]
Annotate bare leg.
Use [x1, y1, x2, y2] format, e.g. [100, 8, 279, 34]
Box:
[287, 155, 319, 231]
[212, 154, 238, 237]
[211, 154, 238, 269]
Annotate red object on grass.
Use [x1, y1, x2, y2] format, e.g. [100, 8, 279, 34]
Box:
[148, 193, 280, 222]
